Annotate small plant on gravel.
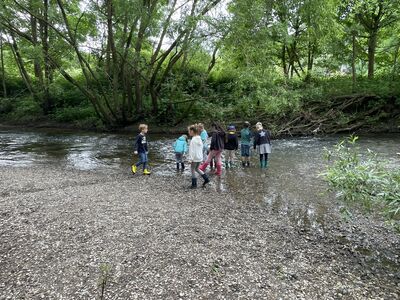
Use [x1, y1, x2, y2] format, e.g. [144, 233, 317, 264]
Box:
[98, 263, 112, 300]
[323, 135, 400, 231]
[210, 260, 224, 276]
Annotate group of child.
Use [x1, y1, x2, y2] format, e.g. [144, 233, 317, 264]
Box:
[131, 121, 272, 189]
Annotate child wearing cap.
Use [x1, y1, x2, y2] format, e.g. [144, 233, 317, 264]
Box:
[253, 122, 272, 169]
[240, 121, 252, 167]
[224, 125, 239, 168]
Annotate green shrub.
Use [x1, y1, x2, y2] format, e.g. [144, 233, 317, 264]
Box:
[323, 136, 400, 231]
[0, 98, 13, 114]
[53, 106, 96, 123]
[11, 97, 43, 121]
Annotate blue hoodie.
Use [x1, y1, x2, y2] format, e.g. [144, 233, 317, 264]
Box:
[173, 136, 188, 153]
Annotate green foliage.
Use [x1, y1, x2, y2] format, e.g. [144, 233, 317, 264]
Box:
[10, 97, 43, 122]
[0, 0, 399, 127]
[53, 106, 96, 123]
[323, 136, 400, 230]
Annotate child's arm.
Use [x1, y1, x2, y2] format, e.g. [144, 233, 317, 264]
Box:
[253, 133, 258, 149]
[133, 135, 140, 154]
[235, 135, 239, 150]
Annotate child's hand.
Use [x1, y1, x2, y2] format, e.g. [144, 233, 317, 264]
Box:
[134, 151, 138, 155]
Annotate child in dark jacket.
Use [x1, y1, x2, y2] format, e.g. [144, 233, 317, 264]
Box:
[224, 125, 239, 168]
[240, 121, 252, 167]
[253, 122, 272, 169]
[173, 135, 188, 171]
[199, 122, 225, 176]
[132, 124, 151, 175]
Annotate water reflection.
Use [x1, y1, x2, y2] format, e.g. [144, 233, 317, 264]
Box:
[1, 129, 399, 233]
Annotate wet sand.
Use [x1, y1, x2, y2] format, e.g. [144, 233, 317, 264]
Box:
[0, 166, 399, 299]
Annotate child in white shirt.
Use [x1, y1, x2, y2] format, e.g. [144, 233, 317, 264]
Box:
[188, 124, 210, 189]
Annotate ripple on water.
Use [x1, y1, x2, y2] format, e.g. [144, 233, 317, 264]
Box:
[1, 129, 399, 232]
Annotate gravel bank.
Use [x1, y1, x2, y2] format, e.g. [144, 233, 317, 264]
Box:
[0, 166, 399, 299]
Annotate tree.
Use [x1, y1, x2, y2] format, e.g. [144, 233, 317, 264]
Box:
[340, 0, 400, 78]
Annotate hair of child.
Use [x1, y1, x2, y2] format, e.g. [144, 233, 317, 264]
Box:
[188, 124, 199, 135]
[211, 122, 224, 132]
[138, 124, 148, 131]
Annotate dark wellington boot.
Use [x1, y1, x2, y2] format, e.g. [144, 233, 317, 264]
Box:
[201, 174, 210, 187]
[190, 178, 197, 189]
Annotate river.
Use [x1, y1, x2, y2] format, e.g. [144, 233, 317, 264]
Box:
[1, 128, 399, 231]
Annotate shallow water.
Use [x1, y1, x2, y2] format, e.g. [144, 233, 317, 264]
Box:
[1, 128, 400, 273]
[1, 128, 399, 231]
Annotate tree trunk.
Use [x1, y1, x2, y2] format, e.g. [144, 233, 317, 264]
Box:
[367, 31, 377, 79]
[10, 33, 36, 98]
[390, 41, 400, 91]
[31, 13, 43, 86]
[39, 0, 52, 113]
[133, 9, 149, 116]
[282, 44, 288, 78]
[352, 32, 357, 91]
[306, 41, 315, 82]
[106, 0, 120, 117]
[0, 32, 7, 97]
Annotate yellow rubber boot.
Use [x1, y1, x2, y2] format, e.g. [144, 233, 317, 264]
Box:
[131, 165, 137, 174]
[143, 169, 151, 175]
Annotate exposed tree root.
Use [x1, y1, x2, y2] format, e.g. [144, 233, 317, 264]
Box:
[263, 94, 399, 136]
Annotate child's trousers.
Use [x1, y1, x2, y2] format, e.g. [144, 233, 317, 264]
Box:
[200, 150, 223, 176]
[136, 152, 148, 170]
[191, 162, 204, 178]
[225, 150, 235, 162]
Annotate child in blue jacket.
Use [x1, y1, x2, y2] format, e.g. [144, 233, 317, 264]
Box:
[173, 134, 188, 170]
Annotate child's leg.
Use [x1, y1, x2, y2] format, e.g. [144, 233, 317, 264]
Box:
[215, 150, 223, 176]
[196, 162, 210, 186]
[246, 145, 250, 165]
[136, 152, 144, 167]
[176, 153, 182, 170]
[264, 153, 269, 167]
[142, 153, 148, 170]
[240, 145, 245, 165]
[190, 162, 198, 188]
[191, 162, 197, 179]
[195, 162, 204, 176]
[199, 151, 213, 171]
[224, 150, 229, 168]
[230, 150, 235, 162]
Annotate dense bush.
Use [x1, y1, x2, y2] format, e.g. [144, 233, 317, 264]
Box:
[323, 136, 400, 231]
[3, 97, 44, 122]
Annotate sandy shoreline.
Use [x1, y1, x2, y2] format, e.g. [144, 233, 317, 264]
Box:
[0, 166, 399, 299]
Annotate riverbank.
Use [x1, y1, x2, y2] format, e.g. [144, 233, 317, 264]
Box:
[1, 115, 400, 138]
[1, 166, 399, 299]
